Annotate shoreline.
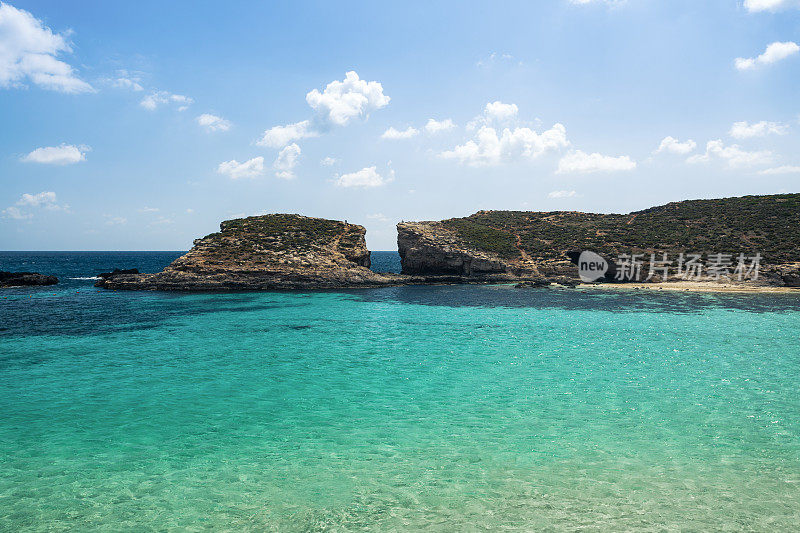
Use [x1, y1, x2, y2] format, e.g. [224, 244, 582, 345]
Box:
[576, 280, 800, 294]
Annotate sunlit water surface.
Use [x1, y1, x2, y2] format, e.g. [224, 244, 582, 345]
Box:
[1, 252, 800, 531]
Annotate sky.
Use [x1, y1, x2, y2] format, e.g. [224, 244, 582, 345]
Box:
[1, 0, 799, 251]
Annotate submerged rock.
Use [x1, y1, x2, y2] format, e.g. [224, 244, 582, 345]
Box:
[0, 271, 58, 287]
[97, 214, 409, 291]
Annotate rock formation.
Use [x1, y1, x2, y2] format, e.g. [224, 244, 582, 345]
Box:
[398, 194, 800, 286]
[0, 272, 58, 288]
[97, 214, 406, 290]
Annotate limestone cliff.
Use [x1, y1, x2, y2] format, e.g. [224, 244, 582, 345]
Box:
[98, 214, 402, 290]
[398, 194, 800, 285]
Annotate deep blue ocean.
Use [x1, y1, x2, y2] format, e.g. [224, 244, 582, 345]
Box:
[2, 251, 800, 530]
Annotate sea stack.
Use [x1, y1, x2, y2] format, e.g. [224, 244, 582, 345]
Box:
[97, 214, 402, 290]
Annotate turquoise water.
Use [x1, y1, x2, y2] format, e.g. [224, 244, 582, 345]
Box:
[2, 253, 800, 530]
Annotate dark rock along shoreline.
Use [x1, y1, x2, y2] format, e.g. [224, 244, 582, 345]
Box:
[0, 272, 58, 288]
[96, 193, 800, 291]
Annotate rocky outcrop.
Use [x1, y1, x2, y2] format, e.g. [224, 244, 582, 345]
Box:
[97, 214, 407, 291]
[0, 271, 58, 287]
[398, 194, 800, 286]
[397, 219, 573, 282]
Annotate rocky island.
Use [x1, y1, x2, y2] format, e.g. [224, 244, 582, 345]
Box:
[97, 214, 408, 290]
[97, 193, 800, 292]
[397, 193, 800, 287]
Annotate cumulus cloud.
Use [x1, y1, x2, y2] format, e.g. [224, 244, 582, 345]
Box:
[217, 157, 265, 179]
[257, 120, 317, 148]
[3, 190, 65, 219]
[0, 3, 93, 93]
[484, 101, 519, 122]
[22, 144, 88, 165]
[320, 156, 338, 166]
[729, 120, 788, 138]
[140, 90, 193, 111]
[758, 165, 800, 174]
[744, 0, 799, 12]
[424, 118, 455, 134]
[306, 71, 390, 127]
[381, 126, 419, 140]
[441, 123, 569, 166]
[335, 166, 394, 188]
[687, 140, 772, 167]
[548, 190, 577, 198]
[557, 150, 636, 174]
[196, 113, 231, 132]
[735, 41, 799, 70]
[654, 136, 697, 155]
[273, 143, 301, 179]
[257, 72, 389, 149]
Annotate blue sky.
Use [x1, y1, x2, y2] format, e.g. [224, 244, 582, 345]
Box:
[1, 0, 799, 250]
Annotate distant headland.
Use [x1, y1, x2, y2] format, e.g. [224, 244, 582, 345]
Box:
[96, 193, 800, 291]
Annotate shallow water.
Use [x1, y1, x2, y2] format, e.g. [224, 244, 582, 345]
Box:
[2, 252, 800, 530]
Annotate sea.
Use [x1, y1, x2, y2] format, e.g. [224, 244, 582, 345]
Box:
[2, 251, 800, 531]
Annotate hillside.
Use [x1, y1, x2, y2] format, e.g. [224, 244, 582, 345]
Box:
[398, 193, 800, 283]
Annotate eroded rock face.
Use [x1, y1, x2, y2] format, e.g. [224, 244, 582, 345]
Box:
[97, 214, 403, 291]
[0, 272, 58, 288]
[397, 220, 572, 282]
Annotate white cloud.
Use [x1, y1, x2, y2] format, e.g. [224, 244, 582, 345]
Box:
[320, 156, 338, 166]
[217, 157, 265, 179]
[196, 113, 231, 132]
[758, 165, 800, 174]
[140, 90, 193, 111]
[273, 143, 301, 179]
[687, 140, 772, 167]
[107, 70, 143, 91]
[2, 206, 30, 219]
[3, 190, 65, 219]
[335, 166, 393, 188]
[654, 136, 696, 155]
[186, 208, 194, 214]
[441, 123, 569, 166]
[306, 71, 390, 127]
[548, 190, 577, 198]
[138, 206, 159, 213]
[22, 143, 88, 165]
[744, 0, 799, 12]
[0, 3, 93, 93]
[257, 120, 317, 148]
[381, 126, 418, 140]
[735, 41, 799, 70]
[484, 101, 519, 123]
[476, 52, 520, 69]
[366, 212, 390, 222]
[729, 120, 788, 138]
[557, 150, 636, 174]
[424, 118, 455, 134]
[257, 72, 389, 149]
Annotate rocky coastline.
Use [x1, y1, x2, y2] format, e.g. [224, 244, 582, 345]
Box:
[96, 193, 800, 292]
[96, 214, 414, 291]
